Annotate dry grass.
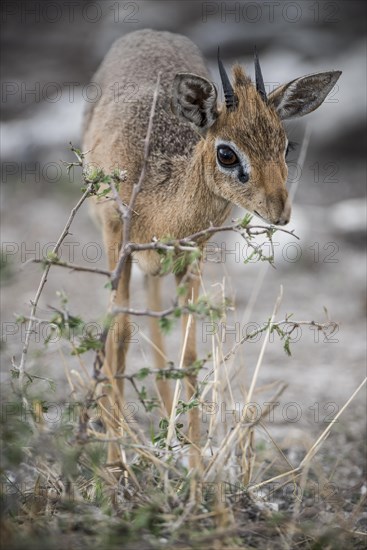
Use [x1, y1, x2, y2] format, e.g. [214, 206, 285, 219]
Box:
[1, 133, 366, 549]
[2, 264, 366, 549]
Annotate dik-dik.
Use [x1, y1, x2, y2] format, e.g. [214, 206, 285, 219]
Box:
[83, 29, 341, 467]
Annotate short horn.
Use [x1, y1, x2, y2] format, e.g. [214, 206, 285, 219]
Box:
[217, 47, 238, 111]
[254, 46, 268, 103]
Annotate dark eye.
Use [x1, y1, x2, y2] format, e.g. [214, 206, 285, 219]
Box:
[285, 141, 298, 158]
[217, 146, 239, 166]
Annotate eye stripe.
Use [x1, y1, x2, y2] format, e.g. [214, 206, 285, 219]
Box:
[238, 166, 249, 183]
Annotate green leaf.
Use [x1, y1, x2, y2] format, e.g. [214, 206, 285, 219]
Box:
[136, 367, 151, 380]
[173, 307, 182, 318]
[71, 333, 103, 355]
[240, 213, 253, 227]
[96, 186, 112, 198]
[46, 252, 60, 262]
[244, 250, 259, 264]
[159, 317, 174, 334]
[176, 284, 187, 297]
[15, 315, 27, 324]
[283, 337, 292, 357]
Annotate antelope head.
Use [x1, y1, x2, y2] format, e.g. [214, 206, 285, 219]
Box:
[172, 51, 341, 226]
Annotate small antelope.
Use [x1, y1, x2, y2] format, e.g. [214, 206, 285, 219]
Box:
[83, 29, 341, 466]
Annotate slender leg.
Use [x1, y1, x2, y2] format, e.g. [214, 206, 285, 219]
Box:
[146, 275, 173, 415]
[176, 265, 201, 470]
[100, 218, 132, 466]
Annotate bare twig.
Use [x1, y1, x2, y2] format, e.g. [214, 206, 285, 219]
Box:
[222, 318, 338, 362]
[91, 75, 162, 381]
[249, 377, 367, 492]
[109, 177, 129, 219]
[30, 259, 111, 277]
[17, 183, 94, 392]
[111, 304, 177, 318]
[25, 219, 299, 284]
[203, 286, 284, 480]
[200, 316, 338, 394]
[248, 287, 283, 398]
[111, 74, 161, 291]
[180, 222, 299, 243]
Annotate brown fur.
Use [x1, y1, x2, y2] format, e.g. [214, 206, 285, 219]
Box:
[82, 30, 341, 467]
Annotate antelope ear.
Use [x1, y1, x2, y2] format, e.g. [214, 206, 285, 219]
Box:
[269, 71, 342, 120]
[171, 73, 218, 134]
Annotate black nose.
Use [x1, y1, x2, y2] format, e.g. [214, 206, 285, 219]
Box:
[274, 217, 289, 226]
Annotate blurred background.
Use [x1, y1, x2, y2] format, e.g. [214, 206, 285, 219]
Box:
[1, 1, 366, 449]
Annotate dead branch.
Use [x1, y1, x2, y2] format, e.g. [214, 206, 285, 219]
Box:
[111, 73, 161, 291]
[31, 259, 111, 277]
[16, 182, 94, 392]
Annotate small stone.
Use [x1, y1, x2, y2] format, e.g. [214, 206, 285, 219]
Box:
[355, 517, 367, 533]
[302, 507, 318, 518]
[343, 501, 353, 512]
